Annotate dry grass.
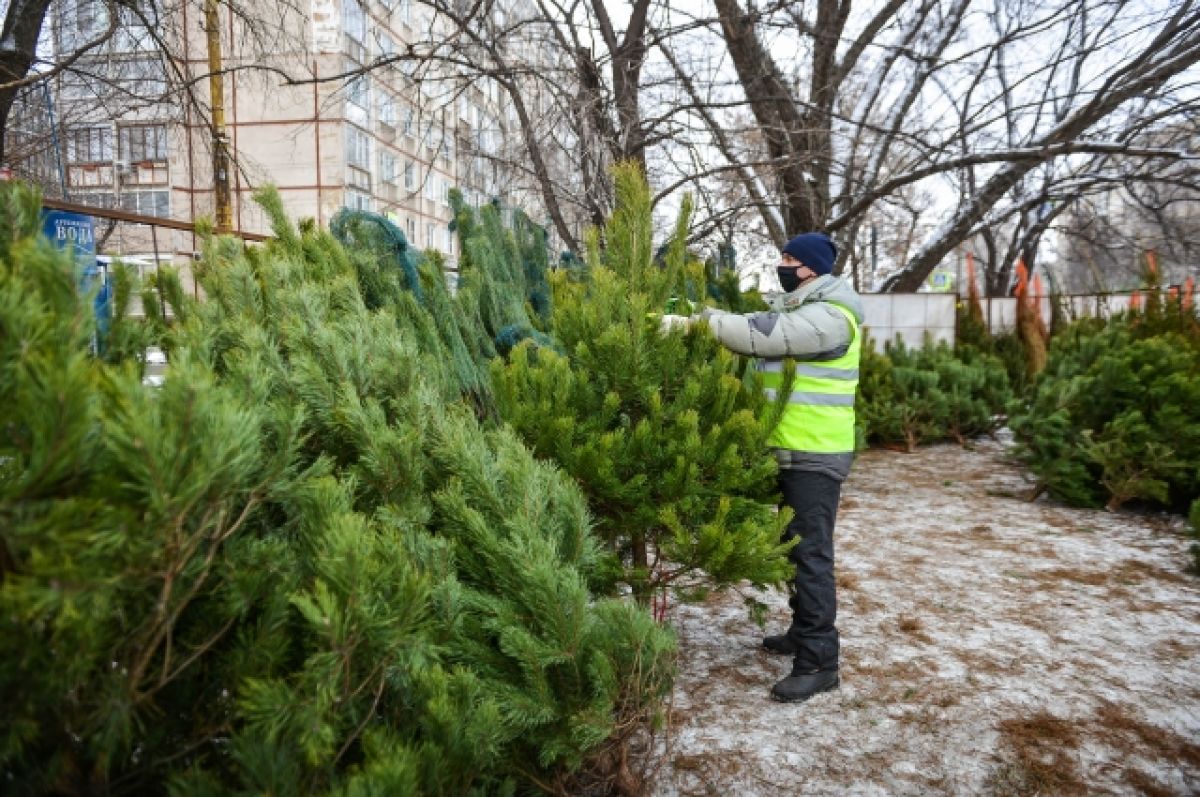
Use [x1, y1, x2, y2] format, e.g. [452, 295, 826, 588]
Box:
[667, 751, 744, 797]
[952, 648, 1020, 680]
[1113, 558, 1194, 586]
[1121, 768, 1177, 797]
[1033, 566, 1110, 586]
[1153, 637, 1197, 660]
[989, 712, 1088, 796]
[987, 702, 1200, 797]
[845, 597, 887, 615]
[1092, 701, 1200, 769]
[706, 662, 768, 687]
[891, 612, 938, 644]
[836, 570, 861, 591]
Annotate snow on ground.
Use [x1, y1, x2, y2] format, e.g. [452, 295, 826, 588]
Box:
[650, 438, 1200, 796]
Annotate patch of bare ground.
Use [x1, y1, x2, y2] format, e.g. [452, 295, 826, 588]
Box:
[651, 439, 1200, 796]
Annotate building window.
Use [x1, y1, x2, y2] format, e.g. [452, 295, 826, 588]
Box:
[342, 0, 366, 43]
[406, 217, 416, 243]
[403, 160, 415, 191]
[441, 178, 450, 205]
[380, 152, 397, 184]
[67, 126, 113, 163]
[64, 0, 108, 50]
[424, 174, 437, 201]
[119, 124, 167, 163]
[345, 189, 371, 211]
[379, 94, 397, 126]
[346, 71, 369, 111]
[119, 189, 169, 217]
[444, 224, 454, 254]
[346, 125, 370, 168]
[401, 106, 415, 138]
[426, 222, 434, 248]
[422, 118, 439, 153]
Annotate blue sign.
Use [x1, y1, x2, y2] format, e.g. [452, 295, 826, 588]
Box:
[43, 210, 96, 262]
[42, 210, 108, 349]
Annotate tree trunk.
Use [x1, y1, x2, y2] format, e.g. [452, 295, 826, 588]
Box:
[713, 0, 822, 236]
[0, 0, 55, 163]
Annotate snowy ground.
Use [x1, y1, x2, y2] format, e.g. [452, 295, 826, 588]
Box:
[650, 438, 1200, 796]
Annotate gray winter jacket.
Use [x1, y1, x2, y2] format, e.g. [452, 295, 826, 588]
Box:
[700, 275, 865, 480]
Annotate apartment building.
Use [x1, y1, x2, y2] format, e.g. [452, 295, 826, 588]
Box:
[18, 0, 530, 277]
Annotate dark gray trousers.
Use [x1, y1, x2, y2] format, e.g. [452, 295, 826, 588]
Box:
[778, 469, 841, 672]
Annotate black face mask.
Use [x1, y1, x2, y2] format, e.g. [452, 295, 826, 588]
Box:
[777, 267, 802, 293]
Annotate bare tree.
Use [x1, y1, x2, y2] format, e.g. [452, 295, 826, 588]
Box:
[1053, 118, 1200, 292]
[656, 0, 1200, 291]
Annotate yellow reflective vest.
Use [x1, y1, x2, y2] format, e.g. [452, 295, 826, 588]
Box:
[758, 303, 860, 454]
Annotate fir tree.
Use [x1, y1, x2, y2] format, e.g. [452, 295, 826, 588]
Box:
[490, 164, 793, 608]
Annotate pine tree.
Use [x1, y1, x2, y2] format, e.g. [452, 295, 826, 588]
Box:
[489, 164, 793, 608]
[0, 182, 674, 795]
[1009, 314, 1200, 511]
[857, 337, 1011, 451]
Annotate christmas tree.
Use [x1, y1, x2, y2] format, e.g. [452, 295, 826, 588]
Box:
[1009, 310, 1200, 511]
[0, 182, 673, 795]
[857, 336, 1011, 451]
[489, 164, 793, 609]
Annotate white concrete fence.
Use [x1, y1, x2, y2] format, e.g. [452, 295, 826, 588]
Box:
[860, 292, 1157, 352]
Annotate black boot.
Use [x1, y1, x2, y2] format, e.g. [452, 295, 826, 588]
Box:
[761, 634, 797, 655]
[770, 668, 839, 703]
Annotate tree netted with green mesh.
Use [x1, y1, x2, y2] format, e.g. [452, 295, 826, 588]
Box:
[449, 193, 557, 358]
[0, 182, 674, 796]
[490, 164, 793, 609]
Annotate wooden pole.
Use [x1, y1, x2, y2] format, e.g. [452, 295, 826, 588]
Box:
[204, 0, 233, 234]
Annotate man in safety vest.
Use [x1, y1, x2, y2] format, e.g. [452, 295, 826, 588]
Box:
[695, 232, 863, 703]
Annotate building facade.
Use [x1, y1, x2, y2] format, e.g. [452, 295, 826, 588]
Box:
[14, 0, 535, 281]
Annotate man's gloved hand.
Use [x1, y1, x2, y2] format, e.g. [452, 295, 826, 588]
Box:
[659, 314, 692, 333]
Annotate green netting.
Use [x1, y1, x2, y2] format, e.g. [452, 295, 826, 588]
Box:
[449, 191, 555, 359]
[330, 208, 423, 305]
[329, 200, 561, 409]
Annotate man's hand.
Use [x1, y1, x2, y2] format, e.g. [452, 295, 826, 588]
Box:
[659, 314, 692, 333]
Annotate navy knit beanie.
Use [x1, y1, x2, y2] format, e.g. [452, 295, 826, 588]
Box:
[782, 233, 838, 276]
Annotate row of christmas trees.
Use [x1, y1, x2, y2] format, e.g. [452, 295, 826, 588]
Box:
[0, 166, 804, 794]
